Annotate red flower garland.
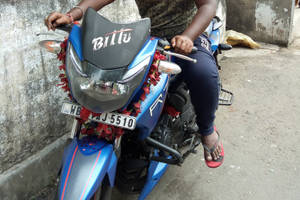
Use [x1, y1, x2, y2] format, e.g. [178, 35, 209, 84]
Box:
[56, 40, 166, 140]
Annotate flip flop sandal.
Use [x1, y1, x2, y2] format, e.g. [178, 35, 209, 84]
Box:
[202, 129, 224, 168]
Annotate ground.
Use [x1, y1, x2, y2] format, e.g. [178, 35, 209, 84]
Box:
[35, 9, 300, 200]
[143, 45, 300, 200]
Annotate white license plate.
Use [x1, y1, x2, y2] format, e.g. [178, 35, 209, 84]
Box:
[61, 102, 136, 130]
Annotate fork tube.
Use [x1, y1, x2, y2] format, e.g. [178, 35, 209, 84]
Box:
[114, 136, 122, 159]
[70, 118, 80, 139]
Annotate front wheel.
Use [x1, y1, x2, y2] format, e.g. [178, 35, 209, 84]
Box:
[92, 176, 112, 200]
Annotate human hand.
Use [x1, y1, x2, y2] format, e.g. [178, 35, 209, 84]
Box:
[171, 35, 194, 55]
[44, 12, 73, 31]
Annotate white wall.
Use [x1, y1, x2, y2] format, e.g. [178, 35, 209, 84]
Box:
[226, 0, 294, 46]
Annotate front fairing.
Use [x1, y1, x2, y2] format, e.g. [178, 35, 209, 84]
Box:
[66, 18, 157, 113]
[65, 42, 147, 113]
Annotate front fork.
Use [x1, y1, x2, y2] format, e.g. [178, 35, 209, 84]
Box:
[69, 118, 122, 157]
[69, 119, 81, 139]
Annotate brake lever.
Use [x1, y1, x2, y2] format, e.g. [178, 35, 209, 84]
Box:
[36, 32, 65, 37]
[162, 50, 197, 63]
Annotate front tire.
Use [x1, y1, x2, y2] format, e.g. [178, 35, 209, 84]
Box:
[92, 176, 112, 200]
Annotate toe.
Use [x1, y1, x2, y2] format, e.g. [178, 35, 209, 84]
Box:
[212, 151, 218, 161]
[202, 130, 223, 161]
[217, 145, 222, 156]
[205, 151, 212, 161]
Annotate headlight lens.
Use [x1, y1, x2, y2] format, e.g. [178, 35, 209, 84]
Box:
[80, 79, 129, 97]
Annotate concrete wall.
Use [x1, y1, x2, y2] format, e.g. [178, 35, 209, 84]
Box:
[0, 0, 76, 174]
[226, 0, 294, 46]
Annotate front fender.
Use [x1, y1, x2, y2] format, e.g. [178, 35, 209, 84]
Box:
[57, 136, 117, 200]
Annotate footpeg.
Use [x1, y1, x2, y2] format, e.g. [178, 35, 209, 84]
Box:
[219, 88, 234, 106]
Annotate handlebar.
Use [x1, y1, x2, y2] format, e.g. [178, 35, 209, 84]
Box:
[191, 46, 198, 54]
[56, 24, 74, 33]
[158, 38, 198, 63]
[163, 51, 197, 63]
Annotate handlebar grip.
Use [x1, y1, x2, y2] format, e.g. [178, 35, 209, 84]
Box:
[191, 46, 198, 54]
[56, 24, 74, 33]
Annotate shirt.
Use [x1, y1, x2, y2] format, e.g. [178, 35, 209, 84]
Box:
[135, 0, 197, 40]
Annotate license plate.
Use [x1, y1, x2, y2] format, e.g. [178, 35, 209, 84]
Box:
[61, 102, 136, 130]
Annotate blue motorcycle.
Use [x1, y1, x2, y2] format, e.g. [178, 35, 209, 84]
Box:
[40, 8, 233, 200]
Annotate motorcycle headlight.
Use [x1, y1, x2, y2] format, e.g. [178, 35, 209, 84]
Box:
[65, 43, 151, 113]
[69, 43, 88, 77]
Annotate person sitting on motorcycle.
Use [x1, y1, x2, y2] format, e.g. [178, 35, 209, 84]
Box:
[45, 0, 224, 168]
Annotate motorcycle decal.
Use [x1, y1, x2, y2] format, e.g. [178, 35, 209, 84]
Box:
[61, 145, 78, 200]
[92, 28, 133, 51]
[149, 93, 163, 117]
[79, 150, 102, 200]
[209, 28, 220, 52]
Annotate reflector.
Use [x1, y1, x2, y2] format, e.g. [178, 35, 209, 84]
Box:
[39, 40, 62, 54]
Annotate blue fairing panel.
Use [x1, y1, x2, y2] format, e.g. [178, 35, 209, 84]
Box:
[58, 136, 117, 200]
[204, 20, 213, 37]
[128, 38, 158, 70]
[209, 29, 220, 53]
[136, 73, 169, 140]
[138, 160, 168, 200]
[69, 25, 83, 61]
[123, 38, 158, 109]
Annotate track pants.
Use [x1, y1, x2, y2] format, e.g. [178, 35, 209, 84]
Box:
[172, 35, 219, 136]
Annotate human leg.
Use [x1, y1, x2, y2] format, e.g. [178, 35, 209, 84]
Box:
[174, 35, 223, 165]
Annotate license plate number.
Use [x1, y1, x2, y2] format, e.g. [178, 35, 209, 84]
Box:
[61, 102, 136, 130]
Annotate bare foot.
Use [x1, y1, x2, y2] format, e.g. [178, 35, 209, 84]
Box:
[201, 131, 222, 161]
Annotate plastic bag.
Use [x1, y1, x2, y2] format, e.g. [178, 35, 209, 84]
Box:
[225, 30, 260, 49]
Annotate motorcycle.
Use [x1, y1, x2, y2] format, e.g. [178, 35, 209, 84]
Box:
[39, 7, 233, 200]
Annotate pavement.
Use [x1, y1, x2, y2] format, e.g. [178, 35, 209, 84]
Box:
[34, 9, 300, 200]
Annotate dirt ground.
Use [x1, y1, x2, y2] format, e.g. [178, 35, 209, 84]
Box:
[36, 9, 300, 200]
